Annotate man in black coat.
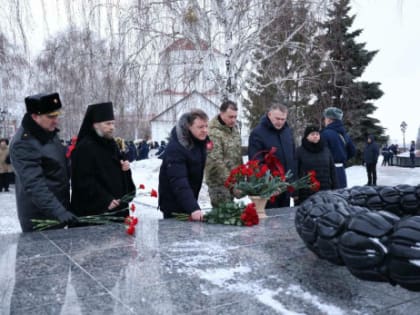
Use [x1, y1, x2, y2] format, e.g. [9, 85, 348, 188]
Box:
[10, 92, 77, 232]
[363, 135, 380, 186]
[158, 109, 209, 221]
[70, 102, 135, 217]
[248, 102, 296, 207]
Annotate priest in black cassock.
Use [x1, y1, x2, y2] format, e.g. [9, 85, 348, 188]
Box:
[70, 102, 135, 217]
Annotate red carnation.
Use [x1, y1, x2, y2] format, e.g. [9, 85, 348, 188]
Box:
[126, 225, 135, 235]
[287, 185, 295, 193]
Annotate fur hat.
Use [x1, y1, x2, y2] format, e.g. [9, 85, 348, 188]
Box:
[25, 92, 62, 115]
[323, 107, 343, 120]
[304, 125, 320, 138]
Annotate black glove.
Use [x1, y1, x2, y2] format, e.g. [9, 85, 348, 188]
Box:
[56, 211, 79, 225]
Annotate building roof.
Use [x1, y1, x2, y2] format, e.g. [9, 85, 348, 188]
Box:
[155, 89, 190, 96]
[150, 90, 218, 122]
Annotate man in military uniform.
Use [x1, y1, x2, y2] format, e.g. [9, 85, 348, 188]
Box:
[10, 92, 77, 232]
[205, 100, 243, 207]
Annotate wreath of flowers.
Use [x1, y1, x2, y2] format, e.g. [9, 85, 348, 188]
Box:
[295, 184, 420, 291]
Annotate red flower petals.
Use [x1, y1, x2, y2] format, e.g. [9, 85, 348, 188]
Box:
[125, 215, 138, 235]
[240, 203, 259, 226]
[126, 224, 135, 235]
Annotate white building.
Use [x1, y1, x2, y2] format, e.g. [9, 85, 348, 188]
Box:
[150, 90, 219, 142]
[150, 38, 224, 142]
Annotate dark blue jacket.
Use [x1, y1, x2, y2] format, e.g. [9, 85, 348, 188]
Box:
[363, 135, 379, 164]
[321, 120, 355, 164]
[158, 124, 207, 216]
[248, 114, 297, 178]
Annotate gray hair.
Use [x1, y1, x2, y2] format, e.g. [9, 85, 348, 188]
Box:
[268, 103, 288, 113]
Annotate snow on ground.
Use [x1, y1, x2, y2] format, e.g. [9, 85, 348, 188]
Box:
[1, 156, 420, 235]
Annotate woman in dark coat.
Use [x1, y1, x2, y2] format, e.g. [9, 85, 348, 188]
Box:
[71, 102, 135, 217]
[296, 125, 337, 204]
[158, 109, 209, 221]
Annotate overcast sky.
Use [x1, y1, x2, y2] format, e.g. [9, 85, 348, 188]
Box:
[351, 0, 420, 146]
[26, 0, 419, 146]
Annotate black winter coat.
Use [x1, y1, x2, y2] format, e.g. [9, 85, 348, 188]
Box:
[10, 114, 71, 232]
[248, 115, 297, 177]
[296, 139, 337, 202]
[248, 114, 296, 208]
[363, 136, 379, 164]
[158, 122, 207, 216]
[70, 131, 135, 217]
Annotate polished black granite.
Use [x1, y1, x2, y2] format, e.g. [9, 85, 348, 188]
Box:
[1, 208, 419, 315]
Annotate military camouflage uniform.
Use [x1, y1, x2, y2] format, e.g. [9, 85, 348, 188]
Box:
[205, 116, 242, 207]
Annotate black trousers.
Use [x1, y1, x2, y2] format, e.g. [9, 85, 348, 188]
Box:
[0, 173, 10, 191]
[366, 163, 377, 186]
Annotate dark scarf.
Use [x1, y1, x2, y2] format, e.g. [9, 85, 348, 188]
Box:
[21, 113, 58, 145]
[302, 138, 324, 153]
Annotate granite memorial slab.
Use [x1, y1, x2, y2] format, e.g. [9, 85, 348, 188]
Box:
[1, 207, 419, 315]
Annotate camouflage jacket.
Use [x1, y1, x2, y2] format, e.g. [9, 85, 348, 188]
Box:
[205, 116, 242, 187]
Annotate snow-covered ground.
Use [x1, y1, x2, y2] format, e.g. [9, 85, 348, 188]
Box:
[1, 155, 419, 234]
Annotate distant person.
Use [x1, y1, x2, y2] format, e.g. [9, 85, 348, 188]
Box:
[321, 107, 356, 188]
[205, 100, 242, 207]
[410, 140, 416, 167]
[248, 99, 296, 207]
[295, 125, 337, 204]
[0, 138, 12, 192]
[127, 141, 138, 162]
[9, 92, 77, 232]
[71, 102, 135, 217]
[363, 135, 380, 186]
[388, 144, 396, 166]
[381, 145, 389, 166]
[158, 109, 209, 220]
[137, 140, 149, 160]
[156, 140, 167, 159]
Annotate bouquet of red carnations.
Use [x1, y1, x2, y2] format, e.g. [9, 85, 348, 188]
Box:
[31, 184, 158, 235]
[174, 201, 259, 227]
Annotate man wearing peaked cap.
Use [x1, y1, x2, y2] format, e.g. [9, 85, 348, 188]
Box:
[321, 106, 356, 188]
[70, 102, 135, 218]
[9, 92, 78, 232]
